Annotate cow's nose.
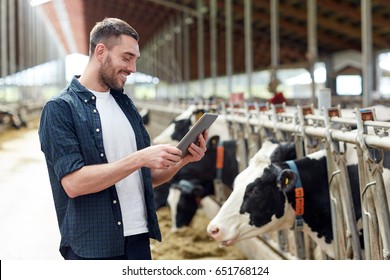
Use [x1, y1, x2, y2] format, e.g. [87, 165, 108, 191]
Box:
[207, 224, 220, 239]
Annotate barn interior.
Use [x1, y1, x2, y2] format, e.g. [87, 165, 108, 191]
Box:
[1, 0, 390, 264]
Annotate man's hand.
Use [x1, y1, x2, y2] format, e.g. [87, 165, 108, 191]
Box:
[139, 144, 182, 169]
[183, 130, 208, 163]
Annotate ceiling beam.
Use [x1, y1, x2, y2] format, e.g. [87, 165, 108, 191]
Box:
[144, 0, 198, 16]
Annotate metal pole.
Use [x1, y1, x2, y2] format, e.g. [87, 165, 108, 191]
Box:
[270, 0, 279, 70]
[18, 0, 25, 72]
[361, 0, 373, 107]
[168, 19, 176, 87]
[33, 5, 38, 68]
[154, 37, 158, 79]
[152, 37, 158, 98]
[8, 0, 15, 75]
[269, 0, 280, 95]
[210, 0, 217, 98]
[16, 0, 25, 92]
[32, 4, 38, 83]
[244, 0, 253, 99]
[183, 13, 190, 98]
[197, 0, 205, 99]
[175, 15, 184, 96]
[162, 31, 168, 84]
[27, 3, 33, 69]
[1, 0, 8, 77]
[225, 0, 233, 95]
[307, 0, 318, 103]
[156, 35, 162, 92]
[169, 19, 180, 99]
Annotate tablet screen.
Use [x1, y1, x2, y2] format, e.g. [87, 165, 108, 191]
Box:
[176, 113, 218, 157]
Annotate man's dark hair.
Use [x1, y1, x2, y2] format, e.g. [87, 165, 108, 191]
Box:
[89, 17, 139, 55]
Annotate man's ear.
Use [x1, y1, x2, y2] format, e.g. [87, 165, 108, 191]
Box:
[94, 43, 107, 62]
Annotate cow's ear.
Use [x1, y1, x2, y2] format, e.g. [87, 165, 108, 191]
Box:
[192, 185, 203, 205]
[277, 169, 297, 192]
[192, 184, 203, 197]
[207, 135, 220, 149]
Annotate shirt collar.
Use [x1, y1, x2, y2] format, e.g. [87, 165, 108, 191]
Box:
[71, 75, 125, 103]
[71, 76, 95, 103]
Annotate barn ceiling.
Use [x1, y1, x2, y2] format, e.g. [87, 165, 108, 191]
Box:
[40, 0, 390, 81]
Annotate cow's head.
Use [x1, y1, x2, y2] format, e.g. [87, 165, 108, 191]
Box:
[240, 167, 298, 227]
[171, 118, 192, 141]
[153, 105, 199, 145]
[171, 108, 205, 141]
[207, 164, 297, 246]
[167, 179, 203, 230]
[166, 135, 222, 229]
[207, 140, 297, 246]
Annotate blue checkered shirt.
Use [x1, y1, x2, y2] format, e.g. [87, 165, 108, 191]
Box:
[38, 76, 161, 258]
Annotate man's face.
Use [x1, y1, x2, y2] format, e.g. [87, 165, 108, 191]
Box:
[98, 35, 140, 91]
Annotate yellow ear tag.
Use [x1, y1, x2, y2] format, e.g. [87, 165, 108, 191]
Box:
[285, 177, 289, 186]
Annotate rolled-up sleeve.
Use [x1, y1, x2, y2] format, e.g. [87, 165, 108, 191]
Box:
[39, 99, 85, 182]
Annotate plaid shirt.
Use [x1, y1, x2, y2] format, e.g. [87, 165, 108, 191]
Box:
[38, 76, 161, 258]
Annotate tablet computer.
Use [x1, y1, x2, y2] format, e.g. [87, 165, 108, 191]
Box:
[176, 113, 218, 157]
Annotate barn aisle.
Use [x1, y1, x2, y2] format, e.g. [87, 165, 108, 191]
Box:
[0, 122, 245, 260]
[0, 125, 61, 260]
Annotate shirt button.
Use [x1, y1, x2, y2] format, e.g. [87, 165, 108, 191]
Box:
[100, 153, 104, 157]
[113, 200, 117, 204]
[96, 128, 100, 132]
[93, 109, 97, 113]
[117, 221, 121, 226]
[84, 99, 88, 103]
[92, 96, 95, 100]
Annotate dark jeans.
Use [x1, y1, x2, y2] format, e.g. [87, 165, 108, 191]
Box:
[64, 233, 152, 260]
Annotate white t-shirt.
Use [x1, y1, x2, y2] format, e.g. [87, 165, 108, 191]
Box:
[91, 90, 148, 237]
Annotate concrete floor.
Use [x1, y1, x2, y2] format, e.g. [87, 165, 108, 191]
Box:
[0, 128, 61, 260]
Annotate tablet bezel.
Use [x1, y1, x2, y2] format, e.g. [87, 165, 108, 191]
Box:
[176, 113, 218, 158]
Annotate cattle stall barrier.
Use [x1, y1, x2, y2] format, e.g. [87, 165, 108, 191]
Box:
[0, 100, 43, 132]
[220, 102, 390, 260]
[137, 100, 390, 260]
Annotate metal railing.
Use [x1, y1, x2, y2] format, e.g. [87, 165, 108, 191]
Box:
[219, 102, 390, 260]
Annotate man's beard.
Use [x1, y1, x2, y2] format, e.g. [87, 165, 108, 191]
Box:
[99, 55, 125, 91]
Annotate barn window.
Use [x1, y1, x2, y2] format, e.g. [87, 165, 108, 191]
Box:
[336, 75, 362, 96]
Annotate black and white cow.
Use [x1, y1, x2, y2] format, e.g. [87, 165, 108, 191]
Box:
[154, 135, 239, 229]
[152, 104, 227, 209]
[207, 139, 388, 258]
[152, 105, 209, 210]
[153, 106, 236, 229]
